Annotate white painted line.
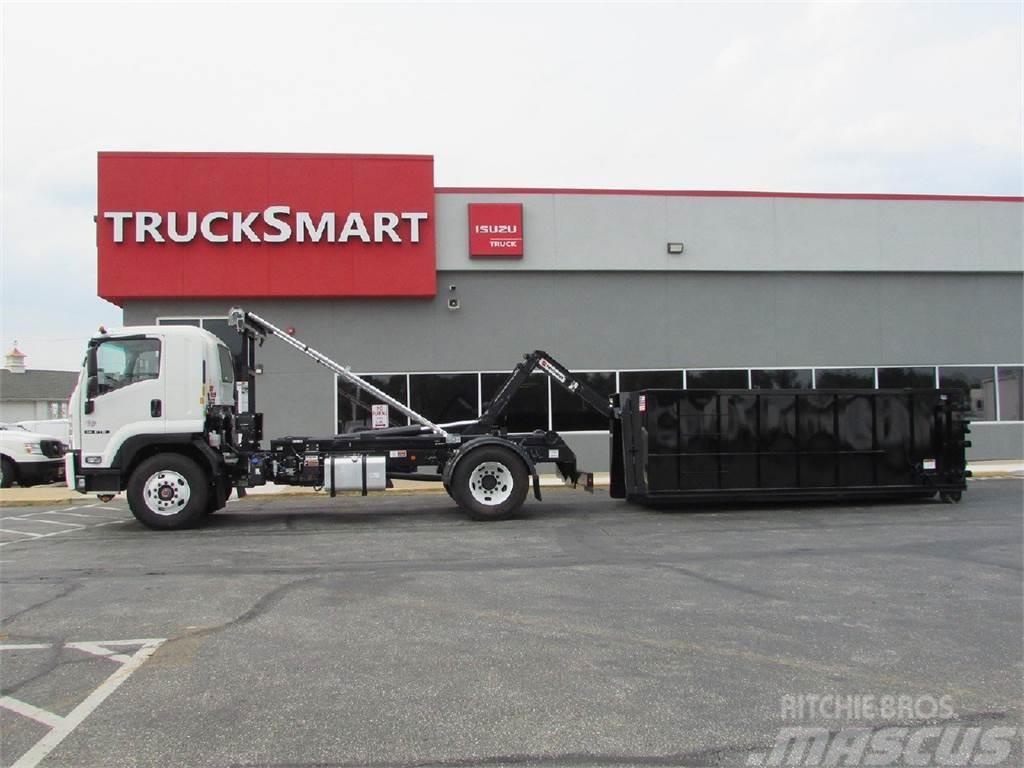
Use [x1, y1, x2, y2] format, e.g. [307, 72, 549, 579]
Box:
[97, 507, 123, 512]
[6, 517, 85, 528]
[66, 642, 132, 664]
[56, 507, 81, 512]
[0, 528, 44, 538]
[40, 510, 96, 519]
[0, 696, 65, 728]
[8, 639, 165, 768]
[0, 643, 53, 650]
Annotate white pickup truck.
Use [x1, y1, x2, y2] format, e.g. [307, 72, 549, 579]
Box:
[0, 423, 67, 487]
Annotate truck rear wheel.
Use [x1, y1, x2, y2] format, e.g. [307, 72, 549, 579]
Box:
[450, 445, 529, 521]
[127, 453, 209, 530]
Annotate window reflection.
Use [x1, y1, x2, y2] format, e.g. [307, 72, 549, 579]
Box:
[878, 367, 936, 389]
[687, 369, 748, 389]
[410, 373, 478, 424]
[814, 368, 874, 389]
[751, 369, 812, 389]
[997, 367, 1023, 421]
[939, 366, 996, 420]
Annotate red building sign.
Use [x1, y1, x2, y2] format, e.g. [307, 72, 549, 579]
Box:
[97, 152, 437, 303]
[468, 203, 524, 258]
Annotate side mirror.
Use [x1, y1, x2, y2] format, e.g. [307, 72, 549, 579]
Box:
[86, 375, 99, 399]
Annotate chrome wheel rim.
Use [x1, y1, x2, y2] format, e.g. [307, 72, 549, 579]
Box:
[143, 470, 190, 516]
[468, 461, 513, 506]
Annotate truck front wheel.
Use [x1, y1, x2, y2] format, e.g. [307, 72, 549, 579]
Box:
[450, 445, 529, 521]
[128, 453, 209, 530]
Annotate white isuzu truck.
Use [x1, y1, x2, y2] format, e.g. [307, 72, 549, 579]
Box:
[66, 309, 601, 529]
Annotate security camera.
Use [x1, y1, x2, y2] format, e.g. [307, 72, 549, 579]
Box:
[448, 298, 460, 311]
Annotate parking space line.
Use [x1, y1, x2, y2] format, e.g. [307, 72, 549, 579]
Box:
[65, 642, 132, 664]
[38, 510, 98, 519]
[4, 517, 86, 528]
[3, 638, 165, 768]
[0, 528, 44, 538]
[0, 696, 65, 728]
[0, 643, 52, 650]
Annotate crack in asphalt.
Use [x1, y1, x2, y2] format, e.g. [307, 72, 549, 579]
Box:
[0, 580, 82, 624]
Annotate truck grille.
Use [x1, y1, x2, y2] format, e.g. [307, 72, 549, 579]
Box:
[40, 439, 64, 458]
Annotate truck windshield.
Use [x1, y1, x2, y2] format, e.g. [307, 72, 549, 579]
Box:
[217, 345, 235, 384]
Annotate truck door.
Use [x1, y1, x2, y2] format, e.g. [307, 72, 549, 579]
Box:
[80, 336, 166, 467]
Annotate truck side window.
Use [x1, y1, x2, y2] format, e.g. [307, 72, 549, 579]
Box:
[217, 345, 235, 384]
[95, 339, 161, 395]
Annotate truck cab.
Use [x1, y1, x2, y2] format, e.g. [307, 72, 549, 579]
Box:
[67, 325, 243, 526]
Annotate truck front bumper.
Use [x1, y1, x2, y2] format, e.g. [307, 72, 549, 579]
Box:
[16, 459, 65, 486]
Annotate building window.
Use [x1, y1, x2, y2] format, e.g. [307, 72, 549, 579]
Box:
[409, 373, 478, 424]
[751, 369, 812, 389]
[481, 372, 548, 431]
[337, 374, 408, 432]
[997, 366, 1023, 421]
[552, 371, 615, 431]
[687, 369, 748, 389]
[877, 366, 936, 389]
[48, 401, 68, 418]
[619, 370, 683, 392]
[814, 368, 874, 389]
[939, 366, 996, 420]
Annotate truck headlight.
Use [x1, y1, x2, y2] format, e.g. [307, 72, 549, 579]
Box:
[24, 442, 43, 455]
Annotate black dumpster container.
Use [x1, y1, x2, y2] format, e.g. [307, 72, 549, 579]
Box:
[610, 389, 970, 503]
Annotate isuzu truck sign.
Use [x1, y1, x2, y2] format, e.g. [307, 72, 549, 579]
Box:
[468, 203, 524, 258]
[97, 152, 436, 302]
[104, 208, 429, 245]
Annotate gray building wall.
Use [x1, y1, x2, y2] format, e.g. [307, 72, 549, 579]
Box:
[436, 193, 1022, 273]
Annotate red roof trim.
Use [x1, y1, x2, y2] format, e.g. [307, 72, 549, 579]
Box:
[435, 187, 1023, 202]
[98, 151, 434, 161]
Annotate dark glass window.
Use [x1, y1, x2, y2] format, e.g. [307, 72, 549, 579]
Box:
[997, 367, 1023, 421]
[410, 373, 478, 424]
[552, 371, 615, 431]
[939, 366, 996, 420]
[877, 367, 936, 389]
[481, 372, 548, 431]
[751, 369, 812, 389]
[814, 368, 874, 389]
[202, 319, 245, 360]
[337, 374, 408, 432]
[687, 369, 748, 389]
[619, 370, 683, 392]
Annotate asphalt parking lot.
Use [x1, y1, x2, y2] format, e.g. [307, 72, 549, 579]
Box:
[1, 481, 1021, 768]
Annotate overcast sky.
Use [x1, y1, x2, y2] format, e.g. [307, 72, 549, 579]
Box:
[1, 1, 1021, 371]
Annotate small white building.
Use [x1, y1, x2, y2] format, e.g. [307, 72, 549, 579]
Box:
[0, 345, 78, 423]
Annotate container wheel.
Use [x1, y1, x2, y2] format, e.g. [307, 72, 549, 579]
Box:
[127, 453, 209, 530]
[450, 445, 529, 521]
